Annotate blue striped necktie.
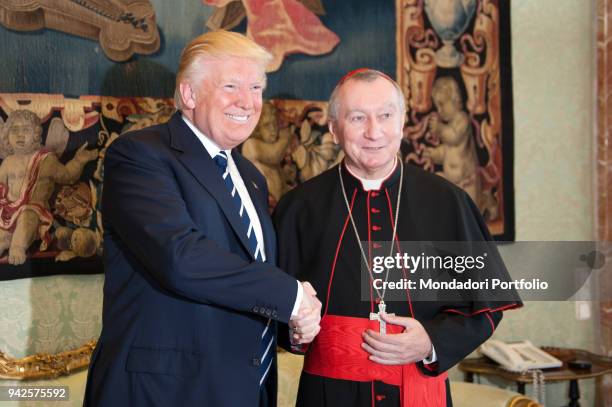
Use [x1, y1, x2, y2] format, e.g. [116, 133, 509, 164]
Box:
[212, 151, 274, 387]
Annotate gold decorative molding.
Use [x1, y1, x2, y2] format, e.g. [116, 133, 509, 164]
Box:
[0, 340, 96, 380]
[507, 395, 543, 407]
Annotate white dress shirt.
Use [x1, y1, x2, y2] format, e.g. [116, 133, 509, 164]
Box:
[181, 115, 303, 317]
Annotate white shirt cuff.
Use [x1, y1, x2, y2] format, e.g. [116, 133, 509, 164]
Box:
[423, 345, 437, 364]
[290, 281, 303, 318]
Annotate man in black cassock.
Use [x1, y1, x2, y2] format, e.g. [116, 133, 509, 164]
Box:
[273, 69, 521, 407]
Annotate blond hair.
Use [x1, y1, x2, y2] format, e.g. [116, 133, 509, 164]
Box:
[174, 30, 273, 109]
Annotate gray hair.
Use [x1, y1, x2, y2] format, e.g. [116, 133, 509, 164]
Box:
[327, 69, 406, 121]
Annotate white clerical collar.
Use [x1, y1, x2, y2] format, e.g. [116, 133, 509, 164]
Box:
[345, 158, 398, 191]
[181, 114, 230, 160]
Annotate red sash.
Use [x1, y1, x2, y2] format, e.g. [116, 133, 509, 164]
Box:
[303, 314, 447, 407]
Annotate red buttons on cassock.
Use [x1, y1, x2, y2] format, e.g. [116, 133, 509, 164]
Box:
[373, 243, 382, 249]
[372, 225, 381, 231]
[371, 191, 379, 197]
[371, 208, 381, 213]
[376, 394, 386, 401]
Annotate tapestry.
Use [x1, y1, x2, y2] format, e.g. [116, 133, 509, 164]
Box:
[0, 94, 174, 280]
[0, 0, 160, 62]
[0, 94, 345, 280]
[0, 0, 515, 280]
[242, 99, 341, 207]
[204, 0, 340, 72]
[396, 0, 514, 239]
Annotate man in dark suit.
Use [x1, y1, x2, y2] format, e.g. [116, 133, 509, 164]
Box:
[83, 30, 321, 407]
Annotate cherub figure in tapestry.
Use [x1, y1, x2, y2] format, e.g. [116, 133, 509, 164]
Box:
[291, 106, 342, 183]
[0, 110, 98, 265]
[242, 102, 294, 204]
[424, 77, 497, 220]
[425, 77, 479, 197]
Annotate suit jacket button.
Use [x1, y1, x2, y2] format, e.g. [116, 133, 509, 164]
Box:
[266, 309, 272, 317]
[252, 358, 261, 366]
[272, 311, 278, 318]
[253, 306, 259, 313]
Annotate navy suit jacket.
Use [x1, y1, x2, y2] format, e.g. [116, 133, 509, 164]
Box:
[83, 112, 298, 407]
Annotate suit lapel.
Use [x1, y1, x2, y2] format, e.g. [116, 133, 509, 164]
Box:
[167, 113, 255, 259]
[233, 151, 276, 265]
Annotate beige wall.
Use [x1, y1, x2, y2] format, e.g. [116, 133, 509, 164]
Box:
[450, 1, 597, 406]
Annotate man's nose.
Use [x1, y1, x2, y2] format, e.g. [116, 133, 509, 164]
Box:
[236, 88, 254, 110]
[365, 119, 383, 139]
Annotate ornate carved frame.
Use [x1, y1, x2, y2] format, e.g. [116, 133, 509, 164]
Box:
[0, 341, 95, 380]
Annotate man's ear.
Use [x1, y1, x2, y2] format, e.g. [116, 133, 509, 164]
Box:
[329, 120, 340, 145]
[179, 83, 197, 110]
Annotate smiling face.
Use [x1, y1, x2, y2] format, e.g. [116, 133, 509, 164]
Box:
[180, 56, 265, 149]
[330, 77, 404, 179]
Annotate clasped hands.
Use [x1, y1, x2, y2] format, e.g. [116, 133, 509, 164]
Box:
[286, 287, 434, 364]
[288, 282, 322, 345]
[361, 312, 433, 365]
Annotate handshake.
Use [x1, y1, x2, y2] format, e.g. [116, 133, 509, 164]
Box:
[289, 282, 322, 345]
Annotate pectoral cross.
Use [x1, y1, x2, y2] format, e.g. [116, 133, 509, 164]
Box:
[369, 301, 395, 334]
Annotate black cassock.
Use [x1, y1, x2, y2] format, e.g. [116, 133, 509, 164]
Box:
[273, 161, 521, 407]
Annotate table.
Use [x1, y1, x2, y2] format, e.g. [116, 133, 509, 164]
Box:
[458, 347, 612, 407]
